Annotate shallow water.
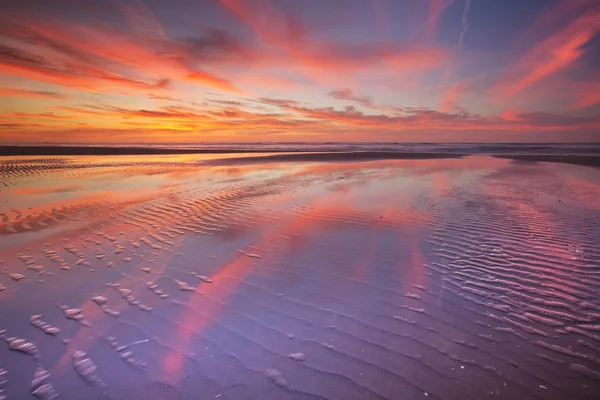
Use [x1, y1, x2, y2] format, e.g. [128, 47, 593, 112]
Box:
[1, 154, 599, 400]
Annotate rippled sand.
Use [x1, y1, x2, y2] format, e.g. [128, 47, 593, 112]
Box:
[0, 154, 599, 400]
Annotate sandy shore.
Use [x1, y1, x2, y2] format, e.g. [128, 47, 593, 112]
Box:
[0, 154, 599, 400]
[2, 145, 598, 168]
[494, 154, 600, 167]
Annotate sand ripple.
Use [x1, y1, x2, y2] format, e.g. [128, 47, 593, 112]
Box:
[0, 154, 599, 399]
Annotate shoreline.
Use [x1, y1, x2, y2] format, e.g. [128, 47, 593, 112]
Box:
[1, 145, 598, 167]
[0, 145, 297, 156]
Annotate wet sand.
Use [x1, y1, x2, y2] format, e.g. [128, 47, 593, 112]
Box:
[2, 145, 599, 167]
[1, 153, 600, 400]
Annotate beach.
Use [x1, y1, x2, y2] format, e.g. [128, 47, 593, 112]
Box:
[1, 152, 599, 400]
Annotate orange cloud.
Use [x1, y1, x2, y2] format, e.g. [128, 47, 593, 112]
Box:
[0, 16, 242, 94]
[187, 71, 243, 94]
[0, 87, 66, 99]
[9, 112, 74, 119]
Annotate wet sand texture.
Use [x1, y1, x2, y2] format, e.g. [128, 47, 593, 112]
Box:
[0, 153, 599, 399]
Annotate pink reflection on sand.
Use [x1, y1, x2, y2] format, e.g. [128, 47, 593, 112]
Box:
[2, 154, 600, 398]
[163, 238, 272, 384]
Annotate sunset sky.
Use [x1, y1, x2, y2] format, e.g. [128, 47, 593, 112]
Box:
[1, 0, 599, 143]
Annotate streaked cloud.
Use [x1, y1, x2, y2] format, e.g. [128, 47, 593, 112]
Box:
[0, 87, 66, 99]
[497, 5, 600, 99]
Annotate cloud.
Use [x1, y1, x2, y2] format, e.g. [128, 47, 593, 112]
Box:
[216, 0, 449, 82]
[1, 0, 599, 143]
[457, 0, 471, 48]
[1, 0, 448, 101]
[327, 88, 410, 113]
[3, 101, 600, 143]
[10, 112, 74, 119]
[408, 0, 456, 41]
[428, 0, 451, 40]
[327, 88, 373, 108]
[0, 41, 172, 91]
[0, 43, 60, 73]
[498, 8, 600, 98]
[260, 96, 600, 133]
[179, 29, 253, 62]
[0, 16, 243, 94]
[186, 71, 243, 94]
[113, 0, 167, 39]
[504, 111, 600, 128]
[0, 88, 66, 99]
[291, 42, 448, 73]
[209, 99, 244, 107]
[573, 81, 600, 109]
[55, 104, 208, 120]
[0, 123, 44, 128]
[439, 83, 462, 112]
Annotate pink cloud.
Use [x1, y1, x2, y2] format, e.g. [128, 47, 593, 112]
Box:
[497, 8, 600, 98]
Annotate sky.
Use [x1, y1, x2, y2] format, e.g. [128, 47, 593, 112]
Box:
[0, 0, 599, 144]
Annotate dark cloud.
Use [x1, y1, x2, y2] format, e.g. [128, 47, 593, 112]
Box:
[179, 29, 248, 59]
[0, 44, 60, 73]
[327, 88, 373, 108]
[0, 42, 171, 91]
[210, 99, 244, 107]
[258, 97, 301, 107]
[28, 91, 67, 99]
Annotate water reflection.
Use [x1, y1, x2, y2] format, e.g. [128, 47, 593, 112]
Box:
[1, 154, 599, 399]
